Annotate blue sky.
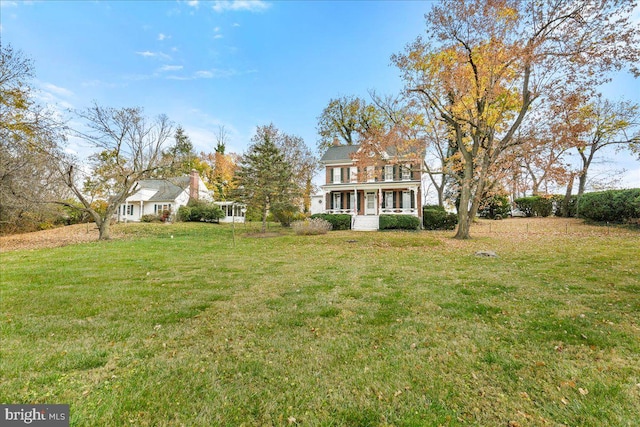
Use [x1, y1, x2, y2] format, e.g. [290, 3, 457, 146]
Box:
[2, 0, 639, 188]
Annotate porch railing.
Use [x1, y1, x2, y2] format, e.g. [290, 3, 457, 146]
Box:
[380, 208, 418, 216]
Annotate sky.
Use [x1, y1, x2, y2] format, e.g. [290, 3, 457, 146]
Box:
[2, 0, 639, 190]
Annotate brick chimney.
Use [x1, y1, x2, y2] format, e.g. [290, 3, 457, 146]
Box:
[189, 169, 199, 201]
[332, 137, 341, 147]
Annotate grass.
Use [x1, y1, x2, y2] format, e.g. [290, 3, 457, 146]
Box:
[1, 219, 639, 426]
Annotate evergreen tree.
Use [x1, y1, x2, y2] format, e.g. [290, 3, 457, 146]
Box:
[235, 125, 296, 232]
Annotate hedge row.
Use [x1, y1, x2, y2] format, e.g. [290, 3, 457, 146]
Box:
[513, 196, 554, 217]
[577, 189, 640, 223]
[423, 205, 458, 230]
[310, 214, 352, 230]
[379, 214, 421, 230]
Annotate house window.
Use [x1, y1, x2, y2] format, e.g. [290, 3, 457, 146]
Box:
[385, 165, 394, 181]
[333, 167, 341, 184]
[366, 166, 375, 182]
[385, 191, 394, 209]
[333, 193, 342, 210]
[350, 166, 358, 183]
[154, 204, 171, 214]
[402, 165, 411, 181]
[402, 191, 412, 209]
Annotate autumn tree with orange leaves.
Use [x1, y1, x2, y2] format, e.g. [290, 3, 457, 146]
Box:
[393, 0, 639, 239]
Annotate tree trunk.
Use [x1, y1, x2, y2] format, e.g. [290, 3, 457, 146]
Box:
[561, 174, 575, 217]
[97, 219, 111, 240]
[261, 201, 268, 233]
[577, 170, 587, 197]
[454, 161, 474, 239]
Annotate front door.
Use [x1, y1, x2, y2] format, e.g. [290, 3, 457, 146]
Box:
[365, 192, 377, 215]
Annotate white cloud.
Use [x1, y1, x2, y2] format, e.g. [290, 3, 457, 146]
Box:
[158, 65, 184, 72]
[166, 68, 249, 80]
[214, 26, 221, 32]
[187, 0, 199, 8]
[214, 34, 224, 39]
[40, 82, 74, 98]
[135, 51, 172, 61]
[212, 0, 270, 13]
[158, 33, 171, 41]
[194, 70, 214, 78]
[232, 22, 240, 27]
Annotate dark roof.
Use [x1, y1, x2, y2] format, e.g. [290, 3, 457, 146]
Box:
[136, 176, 190, 201]
[320, 145, 360, 163]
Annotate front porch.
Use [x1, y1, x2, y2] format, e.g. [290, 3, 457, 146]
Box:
[324, 187, 420, 218]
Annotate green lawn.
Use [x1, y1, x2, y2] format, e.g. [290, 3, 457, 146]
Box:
[1, 220, 639, 426]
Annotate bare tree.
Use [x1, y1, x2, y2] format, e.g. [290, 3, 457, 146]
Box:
[58, 104, 173, 240]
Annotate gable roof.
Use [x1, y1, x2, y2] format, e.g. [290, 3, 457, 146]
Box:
[320, 145, 360, 163]
[131, 177, 190, 202]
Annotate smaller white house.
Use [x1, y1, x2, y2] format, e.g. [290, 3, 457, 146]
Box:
[117, 170, 212, 222]
[117, 170, 246, 223]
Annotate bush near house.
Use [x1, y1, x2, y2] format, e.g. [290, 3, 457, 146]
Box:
[514, 196, 554, 217]
[310, 214, 352, 230]
[578, 189, 640, 223]
[423, 205, 458, 230]
[379, 214, 420, 230]
[178, 201, 224, 223]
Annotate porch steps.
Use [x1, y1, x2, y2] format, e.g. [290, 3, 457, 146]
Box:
[352, 215, 379, 231]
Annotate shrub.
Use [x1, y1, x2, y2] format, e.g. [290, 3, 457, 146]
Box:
[141, 214, 162, 223]
[423, 205, 458, 230]
[577, 189, 640, 223]
[479, 195, 511, 219]
[310, 214, 351, 230]
[514, 196, 553, 217]
[292, 218, 332, 235]
[271, 202, 299, 228]
[179, 201, 223, 222]
[552, 195, 578, 217]
[379, 215, 420, 230]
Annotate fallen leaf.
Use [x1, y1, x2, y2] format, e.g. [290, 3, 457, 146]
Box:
[561, 398, 569, 405]
[287, 416, 297, 424]
[579, 388, 588, 395]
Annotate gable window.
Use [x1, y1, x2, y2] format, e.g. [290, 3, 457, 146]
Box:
[385, 165, 394, 181]
[402, 165, 411, 181]
[333, 167, 341, 184]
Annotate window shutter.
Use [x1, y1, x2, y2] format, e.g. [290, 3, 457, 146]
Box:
[357, 193, 361, 211]
[411, 191, 415, 208]
[393, 192, 397, 208]
[329, 194, 333, 209]
[394, 165, 398, 181]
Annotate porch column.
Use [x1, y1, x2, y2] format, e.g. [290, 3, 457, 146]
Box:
[353, 186, 357, 215]
[413, 186, 419, 216]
